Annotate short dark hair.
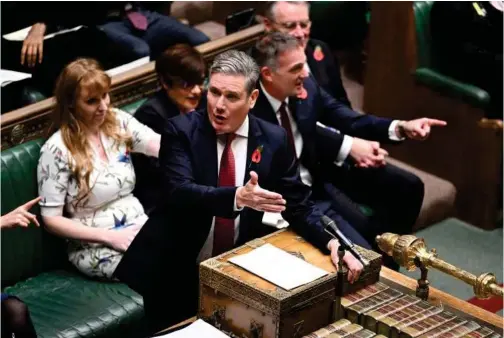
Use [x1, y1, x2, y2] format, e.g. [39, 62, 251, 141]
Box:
[251, 32, 301, 70]
[155, 44, 206, 87]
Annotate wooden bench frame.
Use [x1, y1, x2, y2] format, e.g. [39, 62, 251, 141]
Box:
[0, 24, 265, 150]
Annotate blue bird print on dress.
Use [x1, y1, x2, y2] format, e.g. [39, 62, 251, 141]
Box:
[113, 214, 128, 229]
[98, 257, 111, 266]
[117, 150, 130, 163]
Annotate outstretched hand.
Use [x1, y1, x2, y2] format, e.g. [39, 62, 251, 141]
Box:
[0, 196, 42, 229]
[400, 118, 447, 141]
[236, 171, 286, 212]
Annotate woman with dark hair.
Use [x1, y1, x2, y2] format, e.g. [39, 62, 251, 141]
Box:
[37, 58, 161, 280]
[132, 43, 207, 214]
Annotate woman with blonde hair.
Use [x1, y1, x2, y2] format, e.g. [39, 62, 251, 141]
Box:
[37, 58, 160, 279]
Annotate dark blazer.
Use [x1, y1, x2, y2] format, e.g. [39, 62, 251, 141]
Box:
[306, 39, 352, 108]
[115, 110, 334, 296]
[250, 78, 395, 179]
[132, 90, 206, 214]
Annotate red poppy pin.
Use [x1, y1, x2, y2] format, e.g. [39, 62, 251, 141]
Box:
[313, 45, 324, 61]
[251, 145, 263, 164]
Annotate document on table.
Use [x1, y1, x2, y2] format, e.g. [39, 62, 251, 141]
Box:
[156, 319, 229, 338]
[228, 243, 329, 290]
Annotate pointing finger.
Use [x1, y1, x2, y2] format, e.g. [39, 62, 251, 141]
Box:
[425, 119, 447, 127]
[22, 196, 42, 210]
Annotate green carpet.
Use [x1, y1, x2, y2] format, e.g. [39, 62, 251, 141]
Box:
[398, 217, 503, 315]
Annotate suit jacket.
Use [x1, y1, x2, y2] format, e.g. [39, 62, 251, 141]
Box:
[132, 90, 206, 213]
[115, 110, 333, 296]
[250, 78, 395, 182]
[306, 39, 352, 108]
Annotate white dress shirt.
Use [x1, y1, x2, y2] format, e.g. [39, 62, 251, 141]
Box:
[197, 116, 249, 263]
[260, 81, 313, 187]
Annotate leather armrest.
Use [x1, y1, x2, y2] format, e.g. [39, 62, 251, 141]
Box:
[414, 67, 490, 108]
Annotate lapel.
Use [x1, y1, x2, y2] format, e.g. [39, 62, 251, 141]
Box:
[306, 43, 323, 83]
[254, 85, 280, 125]
[244, 115, 264, 185]
[196, 113, 218, 187]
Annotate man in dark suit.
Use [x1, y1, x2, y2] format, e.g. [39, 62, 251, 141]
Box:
[249, 32, 447, 261]
[114, 49, 363, 333]
[263, 1, 352, 107]
[132, 44, 207, 214]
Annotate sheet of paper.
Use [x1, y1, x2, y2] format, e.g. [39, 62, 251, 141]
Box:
[262, 212, 289, 229]
[3, 25, 84, 41]
[106, 56, 150, 77]
[0, 69, 32, 86]
[228, 243, 329, 290]
[156, 319, 229, 338]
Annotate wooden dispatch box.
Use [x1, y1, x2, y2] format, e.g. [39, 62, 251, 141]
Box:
[198, 229, 382, 338]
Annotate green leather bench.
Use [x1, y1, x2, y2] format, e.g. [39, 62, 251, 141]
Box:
[1, 139, 146, 337]
[413, 1, 490, 108]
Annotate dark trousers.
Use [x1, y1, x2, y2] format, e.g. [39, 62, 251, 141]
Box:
[1, 27, 114, 99]
[1, 295, 37, 338]
[99, 9, 210, 62]
[114, 209, 200, 335]
[141, 264, 199, 334]
[314, 162, 424, 269]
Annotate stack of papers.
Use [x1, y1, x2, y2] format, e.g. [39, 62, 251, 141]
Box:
[155, 319, 229, 338]
[0, 69, 31, 87]
[228, 243, 329, 290]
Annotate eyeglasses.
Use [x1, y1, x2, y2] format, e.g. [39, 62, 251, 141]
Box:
[274, 20, 311, 31]
[167, 76, 207, 90]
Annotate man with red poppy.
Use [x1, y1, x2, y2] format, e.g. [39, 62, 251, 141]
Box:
[249, 32, 447, 269]
[114, 49, 364, 333]
[263, 1, 352, 107]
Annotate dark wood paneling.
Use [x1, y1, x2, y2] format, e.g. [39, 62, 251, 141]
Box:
[363, 3, 502, 229]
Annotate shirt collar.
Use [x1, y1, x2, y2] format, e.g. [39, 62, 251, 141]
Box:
[234, 114, 249, 138]
[259, 81, 289, 113]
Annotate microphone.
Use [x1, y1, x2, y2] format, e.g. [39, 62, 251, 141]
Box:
[321, 215, 369, 267]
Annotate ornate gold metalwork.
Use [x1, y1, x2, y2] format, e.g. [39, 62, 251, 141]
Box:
[376, 233, 504, 299]
[10, 124, 25, 145]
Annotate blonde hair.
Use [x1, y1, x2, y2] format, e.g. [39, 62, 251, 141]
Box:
[51, 58, 132, 204]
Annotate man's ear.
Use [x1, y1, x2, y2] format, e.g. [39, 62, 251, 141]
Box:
[249, 89, 259, 108]
[260, 66, 273, 83]
[263, 17, 273, 31]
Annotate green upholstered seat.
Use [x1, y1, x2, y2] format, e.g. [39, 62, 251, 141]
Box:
[1, 139, 145, 338]
[3, 271, 144, 338]
[120, 98, 149, 115]
[413, 1, 490, 108]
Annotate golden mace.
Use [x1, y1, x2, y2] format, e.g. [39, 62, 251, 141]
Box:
[376, 233, 503, 299]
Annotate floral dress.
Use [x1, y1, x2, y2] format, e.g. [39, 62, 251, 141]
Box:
[37, 108, 160, 279]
